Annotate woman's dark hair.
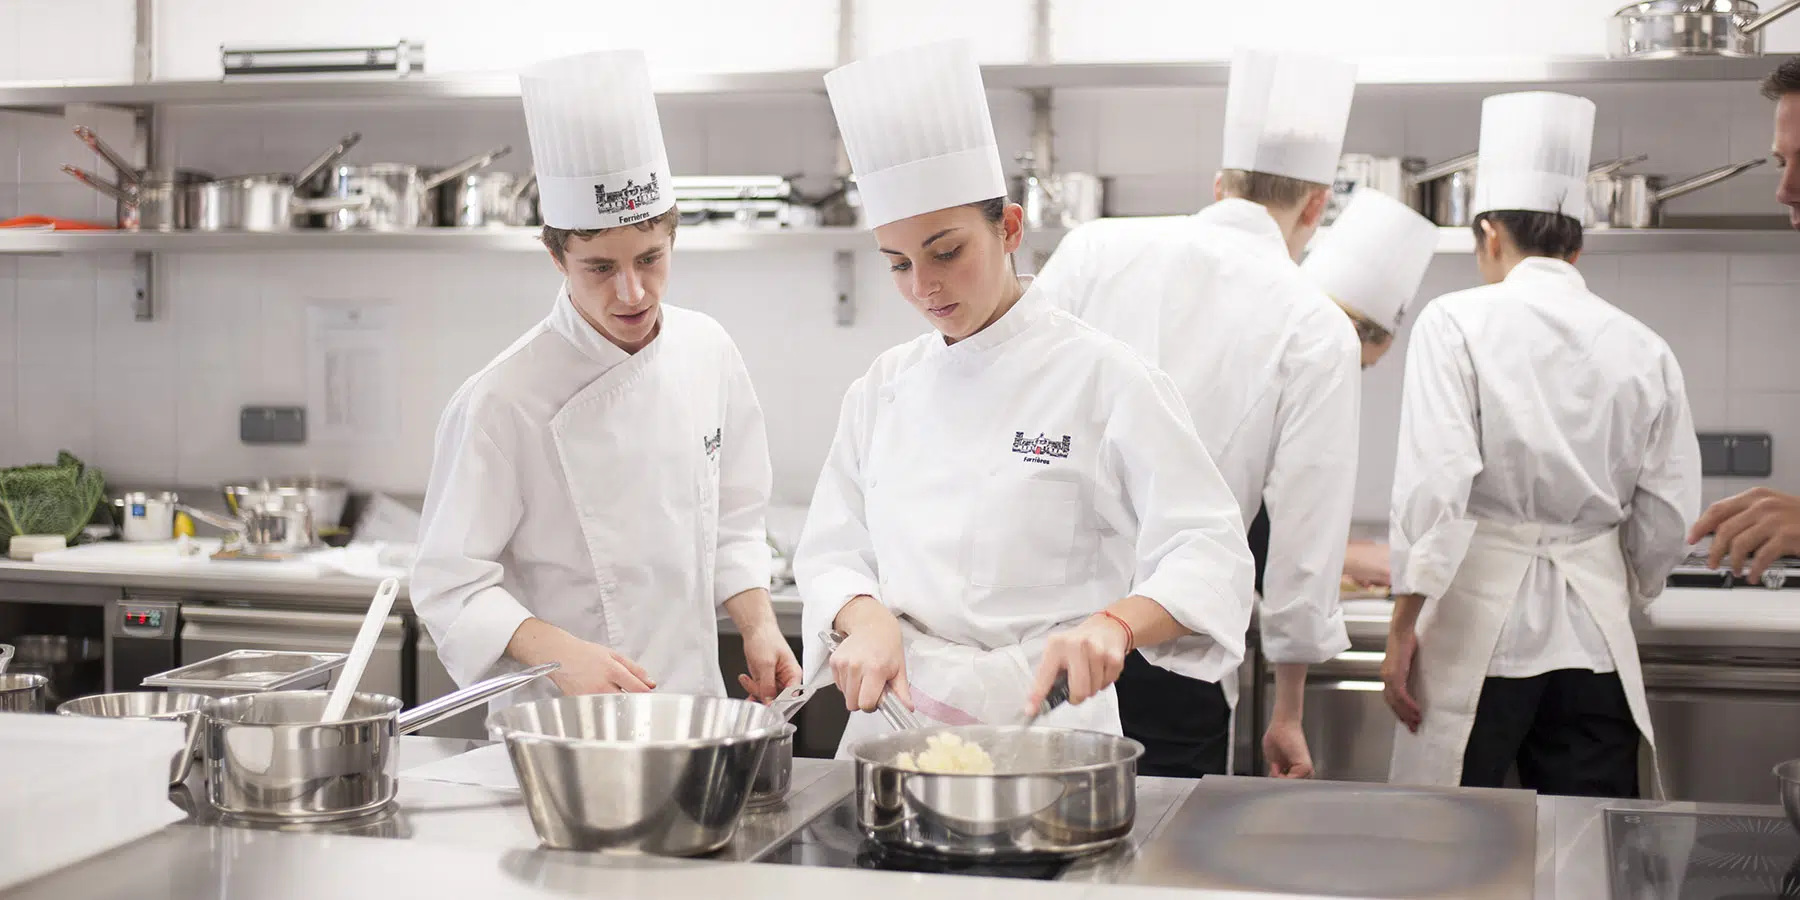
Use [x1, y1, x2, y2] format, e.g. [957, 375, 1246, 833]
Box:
[1471, 210, 1583, 260]
[968, 196, 1007, 229]
[1764, 56, 1800, 100]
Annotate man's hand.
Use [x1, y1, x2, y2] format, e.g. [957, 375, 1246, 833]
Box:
[738, 623, 802, 703]
[1343, 540, 1392, 588]
[508, 617, 655, 695]
[1690, 487, 1800, 583]
[1263, 717, 1315, 779]
[831, 596, 912, 713]
[1382, 626, 1421, 733]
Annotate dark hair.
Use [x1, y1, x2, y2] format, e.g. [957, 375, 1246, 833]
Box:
[541, 206, 680, 262]
[1764, 56, 1800, 100]
[1336, 302, 1394, 347]
[1217, 169, 1328, 210]
[1471, 210, 1583, 260]
[967, 196, 1007, 228]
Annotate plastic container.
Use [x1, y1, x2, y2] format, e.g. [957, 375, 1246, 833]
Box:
[0, 714, 186, 890]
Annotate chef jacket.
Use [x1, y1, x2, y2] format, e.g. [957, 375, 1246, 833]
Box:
[794, 278, 1255, 684]
[1034, 198, 1360, 666]
[412, 287, 773, 706]
[1390, 257, 1701, 677]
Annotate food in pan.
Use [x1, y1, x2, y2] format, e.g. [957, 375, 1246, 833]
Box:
[893, 732, 996, 775]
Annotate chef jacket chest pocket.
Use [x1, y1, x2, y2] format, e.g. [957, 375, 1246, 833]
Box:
[968, 477, 1083, 589]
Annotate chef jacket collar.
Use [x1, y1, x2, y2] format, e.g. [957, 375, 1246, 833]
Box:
[548, 282, 635, 369]
[933, 275, 1049, 357]
[1191, 198, 1290, 261]
[1503, 255, 1586, 291]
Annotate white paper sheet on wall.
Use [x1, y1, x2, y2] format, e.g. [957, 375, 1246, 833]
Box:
[306, 301, 398, 441]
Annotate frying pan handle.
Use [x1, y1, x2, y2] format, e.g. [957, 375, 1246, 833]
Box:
[1588, 154, 1650, 178]
[397, 662, 559, 735]
[1654, 157, 1769, 203]
[1407, 151, 1479, 186]
[820, 629, 922, 731]
[1741, 0, 1800, 34]
[421, 145, 514, 191]
[73, 126, 140, 184]
[508, 169, 538, 204]
[62, 165, 136, 205]
[292, 132, 363, 190]
[176, 504, 245, 535]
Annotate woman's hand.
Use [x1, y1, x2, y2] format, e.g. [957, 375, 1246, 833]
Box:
[830, 596, 913, 712]
[738, 622, 803, 703]
[1027, 613, 1131, 714]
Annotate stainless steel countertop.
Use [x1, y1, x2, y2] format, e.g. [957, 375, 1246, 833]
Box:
[4, 735, 1789, 899]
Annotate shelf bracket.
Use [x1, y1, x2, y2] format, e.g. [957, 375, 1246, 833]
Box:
[132, 251, 155, 321]
[834, 249, 855, 327]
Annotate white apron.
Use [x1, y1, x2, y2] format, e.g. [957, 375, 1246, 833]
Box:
[546, 336, 726, 700]
[833, 618, 1123, 759]
[1387, 520, 1661, 797]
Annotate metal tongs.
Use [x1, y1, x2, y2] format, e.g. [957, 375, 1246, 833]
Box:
[0, 643, 12, 675]
[821, 629, 922, 731]
[768, 669, 833, 722]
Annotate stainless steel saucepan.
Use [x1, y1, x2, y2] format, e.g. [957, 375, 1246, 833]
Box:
[191, 133, 369, 232]
[1587, 156, 1769, 228]
[205, 662, 557, 823]
[63, 126, 212, 231]
[433, 169, 538, 227]
[319, 146, 512, 231]
[1610, 0, 1800, 59]
[58, 691, 215, 785]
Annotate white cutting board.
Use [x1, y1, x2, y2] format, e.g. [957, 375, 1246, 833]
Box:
[400, 743, 520, 791]
[1643, 586, 1800, 633]
[27, 539, 325, 580]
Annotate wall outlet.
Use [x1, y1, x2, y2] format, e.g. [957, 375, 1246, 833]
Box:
[1697, 434, 1731, 477]
[241, 406, 306, 444]
[1698, 432, 1774, 478]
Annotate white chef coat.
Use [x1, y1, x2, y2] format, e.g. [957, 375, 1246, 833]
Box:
[412, 286, 773, 708]
[1390, 257, 1701, 678]
[1033, 198, 1359, 667]
[795, 277, 1255, 691]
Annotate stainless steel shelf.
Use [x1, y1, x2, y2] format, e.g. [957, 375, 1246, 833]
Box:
[0, 56, 1780, 110]
[0, 225, 1790, 255]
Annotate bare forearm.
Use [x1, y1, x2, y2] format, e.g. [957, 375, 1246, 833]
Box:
[506, 617, 572, 668]
[1104, 595, 1191, 648]
[1270, 663, 1308, 723]
[723, 587, 781, 640]
[1390, 593, 1426, 634]
[832, 594, 890, 634]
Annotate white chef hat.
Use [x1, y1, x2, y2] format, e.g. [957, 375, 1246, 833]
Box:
[824, 40, 1006, 229]
[1221, 46, 1358, 186]
[1472, 91, 1596, 220]
[519, 49, 674, 230]
[1302, 189, 1439, 332]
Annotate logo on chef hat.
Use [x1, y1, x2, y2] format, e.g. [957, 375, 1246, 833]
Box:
[593, 173, 663, 218]
[1012, 432, 1072, 465]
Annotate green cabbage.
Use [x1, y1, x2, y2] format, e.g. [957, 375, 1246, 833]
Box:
[0, 451, 107, 552]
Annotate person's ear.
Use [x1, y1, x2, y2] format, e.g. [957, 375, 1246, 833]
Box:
[1477, 219, 1500, 258]
[1002, 202, 1025, 254]
[548, 247, 568, 276]
[1300, 188, 1331, 228]
[1213, 172, 1226, 203]
[1567, 248, 1582, 265]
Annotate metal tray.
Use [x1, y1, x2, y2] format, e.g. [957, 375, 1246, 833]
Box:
[141, 650, 346, 697]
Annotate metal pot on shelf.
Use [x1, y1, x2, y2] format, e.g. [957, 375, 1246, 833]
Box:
[1409, 152, 1480, 227]
[318, 146, 512, 231]
[432, 169, 538, 227]
[1010, 154, 1111, 229]
[1609, 0, 1800, 59]
[223, 477, 350, 533]
[62, 125, 213, 231]
[1328, 154, 1427, 224]
[190, 133, 371, 232]
[1587, 156, 1769, 228]
[181, 503, 316, 555]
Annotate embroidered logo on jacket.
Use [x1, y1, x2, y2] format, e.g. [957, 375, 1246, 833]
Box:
[704, 428, 722, 460]
[593, 173, 662, 225]
[1012, 432, 1072, 465]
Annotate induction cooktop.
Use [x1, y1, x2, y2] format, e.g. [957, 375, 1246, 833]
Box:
[756, 797, 1071, 881]
[1606, 809, 1800, 899]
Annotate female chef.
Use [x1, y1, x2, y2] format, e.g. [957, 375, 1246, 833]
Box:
[794, 40, 1256, 750]
[412, 49, 799, 714]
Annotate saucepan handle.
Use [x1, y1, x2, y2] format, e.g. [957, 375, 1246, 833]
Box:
[821, 629, 921, 732]
[397, 662, 560, 735]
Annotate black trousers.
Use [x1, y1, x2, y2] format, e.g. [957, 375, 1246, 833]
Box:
[1459, 668, 1640, 798]
[1115, 650, 1231, 778]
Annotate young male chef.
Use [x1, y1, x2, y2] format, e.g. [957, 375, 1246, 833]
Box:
[1299, 187, 1442, 591]
[412, 49, 800, 712]
[1687, 56, 1800, 575]
[1033, 46, 1361, 779]
[1382, 92, 1701, 798]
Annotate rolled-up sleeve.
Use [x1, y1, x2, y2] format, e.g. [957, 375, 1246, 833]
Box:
[1624, 352, 1702, 606]
[1259, 315, 1358, 664]
[793, 378, 883, 678]
[411, 399, 532, 688]
[1389, 305, 1483, 601]
[712, 341, 774, 605]
[1106, 366, 1256, 684]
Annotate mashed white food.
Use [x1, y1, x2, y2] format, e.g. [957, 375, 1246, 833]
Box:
[893, 733, 995, 775]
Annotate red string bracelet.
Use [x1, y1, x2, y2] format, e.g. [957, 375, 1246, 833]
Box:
[1099, 610, 1135, 653]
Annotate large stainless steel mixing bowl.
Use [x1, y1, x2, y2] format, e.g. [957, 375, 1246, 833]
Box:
[58, 691, 215, 784]
[488, 694, 785, 856]
[1776, 759, 1800, 832]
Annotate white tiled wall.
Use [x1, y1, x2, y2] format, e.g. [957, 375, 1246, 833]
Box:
[2, 1, 1799, 523]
